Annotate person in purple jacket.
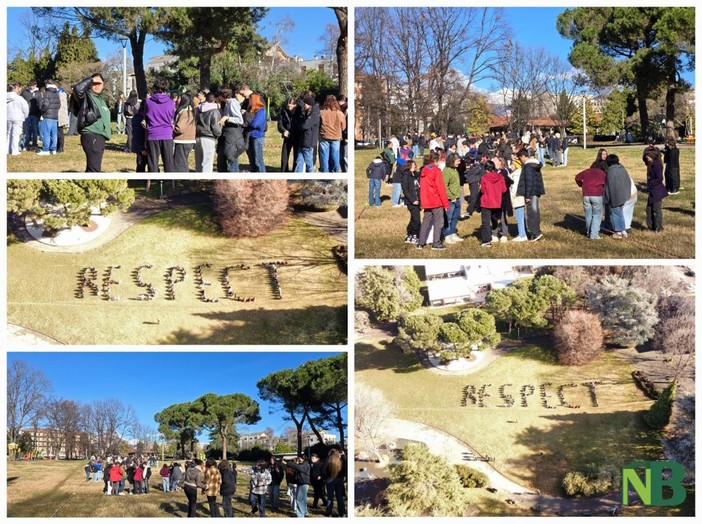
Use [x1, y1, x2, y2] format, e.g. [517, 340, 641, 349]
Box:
[143, 77, 175, 172]
[243, 92, 267, 172]
[644, 148, 668, 232]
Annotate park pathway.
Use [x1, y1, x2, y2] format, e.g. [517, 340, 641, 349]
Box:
[7, 323, 63, 346]
[379, 417, 629, 516]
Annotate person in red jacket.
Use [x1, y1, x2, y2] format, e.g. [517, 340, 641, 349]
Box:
[574, 163, 606, 239]
[479, 160, 507, 248]
[109, 460, 124, 496]
[417, 151, 450, 250]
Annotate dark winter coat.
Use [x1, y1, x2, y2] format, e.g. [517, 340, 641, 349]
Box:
[130, 114, 147, 153]
[219, 466, 237, 496]
[277, 105, 295, 135]
[366, 158, 386, 180]
[71, 77, 106, 134]
[124, 96, 140, 117]
[604, 163, 632, 208]
[286, 461, 311, 486]
[516, 159, 545, 198]
[499, 168, 514, 215]
[465, 162, 485, 185]
[269, 463, 285, 486]
[664, 145, 680, 176]
[646, 160, 668, 204]
[296, 102, 320, 149]
[196, 103, 222, 140]
[401, 167, 420, 204]
[21, 88, 41, 117]
[39, 86, 61, 120]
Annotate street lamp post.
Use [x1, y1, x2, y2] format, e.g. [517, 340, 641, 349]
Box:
[160, 180, 164, 199]
[121, 39, 128, 97]
[582, 94, 587, 150]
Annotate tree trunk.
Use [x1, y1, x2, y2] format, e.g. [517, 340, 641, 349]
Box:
[332, 7, 348, 98]
[290, 410, 307, 455]
[334, 405, 345, 449]
[306, 418, 326, 447]
[636, 88, 651, 139]
[145, 179, 151, 192]
[665, 57, 678, 142]
[131, 31, 148, 99]
[199, 58, 212, 92]
[221, 433, 227, 460]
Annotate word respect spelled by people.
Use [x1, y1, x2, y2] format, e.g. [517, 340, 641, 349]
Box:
[75, 261, 288, 302]
[461, 381, 602, 409]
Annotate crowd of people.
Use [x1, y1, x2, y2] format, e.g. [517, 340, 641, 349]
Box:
[366, 130, 681, 249]
[83, 450, 347, 518]
[8, 76, 348, 173]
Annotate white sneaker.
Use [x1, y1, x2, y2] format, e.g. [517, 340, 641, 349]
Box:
[452, 234, 464, 242]
[511, 236, 528, 242]
[37, 151, 50, 156]
[491, 236, 499, 243]
[499, 236, 508, 243]
[444, 235, 456, 244]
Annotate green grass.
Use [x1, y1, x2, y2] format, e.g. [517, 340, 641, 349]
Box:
[7, 204, 347, 345]
[355, 145, 695, 258]
[356, 338, 662, 496]
[8, 124, 293, 173]
[6, 460, 331, 518]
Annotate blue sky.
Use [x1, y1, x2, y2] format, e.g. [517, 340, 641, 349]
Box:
[7, 7, 337, 63]
[8, 352, 346, 439]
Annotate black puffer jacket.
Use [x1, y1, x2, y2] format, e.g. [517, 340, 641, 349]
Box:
[219, 467, 237, 497]
[401, 167, 420, 204]
[516, 159, 545, 198]
[40, 86, 61, 120]
[21, 88, 41, 117]
[295, 103, 320, 149]
[277, 105, 295, 136]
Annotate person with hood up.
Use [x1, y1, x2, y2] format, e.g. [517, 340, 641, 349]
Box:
[417, 150, 450, 250]
[478, 160, 508, 248]
[7, 83, 29, 155]
[195, 92, 222, 173]
[143, 77, 175, 172]
[603, 153, 631, 238]
[516, 148, 545, 241]
[366, 155, 386, 206]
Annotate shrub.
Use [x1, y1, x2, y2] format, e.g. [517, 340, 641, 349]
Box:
[396, 313, 444, 352]
[236, 445, 272, 462]
[212, 180, 289, 238]
[562, 468, 615, 497]
[643, 381, 677, 429]
[386, 442, 468, 516]
[553, 310, 603, 365]
[454, 465, 488, 488]
[631, 371, 660, 399]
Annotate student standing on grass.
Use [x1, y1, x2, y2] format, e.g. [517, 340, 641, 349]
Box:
[509, 158, 528, 242]
[323, 448, 346, 518]
[366, 155, 386, 206]
[182, 459, 208, 517]
[123, 90, 140, 153]
[160, 462, 171, 492]
[494, 156, 513, 242]
[644, 148, 668, 232]
[109, 460, 123, 496]
[219, 460, 237, 517]
[293, 94, 320, 173]
[442, 153, 463, 244]
[310, 454, 327, 510]
[195, 92, 222, 173]
[143, 77, 176, 172]
[417, 151, 450, 250]
[284, 456, 311, 518]
[318, 94, 346, 172]
[245, 460, 272, 517]
[278, 97, 297, 172]
[243, 92, 267, 172]
[478, 160, 508, 248]
[516, 148, 545, 242]
[172, 93, 196, 172]
[7, 83, 29, 156]
[574, 162, 606, 239]
[72, 73, 111, 172]
[663, 139, 681, 194]
[204, 458, 222, 517]
[268, 457, 285, 510]
[401, 160, 421, 244]
[603, 154, 631, 238]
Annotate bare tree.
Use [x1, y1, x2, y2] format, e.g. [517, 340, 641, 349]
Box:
[130, 422, 156, 455]
[44, 398, 82, 459]
[331, 7, 348, 98]
[544, 56, 580, 133]
[318, 22, 340, 60]
[88, 399, 137, 455]
[7, 361, 51, 456]
[355, 382, 395, 462]
[212, 180, 289, 238]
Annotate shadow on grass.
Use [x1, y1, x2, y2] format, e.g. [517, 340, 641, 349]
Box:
[7, 476, 19, 484]
[506, 409, 662, 501]
[159, 304, 348, 345]
[667, 206, 695, 217]
[142, 203, 221, 235]
[356, 341, 423, 374]
[553, 213, 587, 235]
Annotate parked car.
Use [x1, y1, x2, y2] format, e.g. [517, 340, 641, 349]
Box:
[355, 138, 377, 150]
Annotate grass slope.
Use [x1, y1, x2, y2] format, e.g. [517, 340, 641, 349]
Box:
[356, 338, 661, 496]
[354, 145, 695, 259]
[7, 205, 347, 345]
[6, 460, 331, 518]
[8, 126, 302, 173]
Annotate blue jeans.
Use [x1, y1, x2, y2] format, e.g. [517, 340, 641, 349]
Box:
[227, 158, 239, 172]
[94, 470, 102, 482]
[117, 113, 125, 134]
[325, 477, 346, 517]
[562, 147, 569, 166]
[610, 205, 625, 232]
[268, 483, 280, 508]
[318, 139, 340, 172]
[582, 196, 603, 238]
[39, 118, 58, 152]
[295, 484, 309, 518]
[249, 136, 266, 172]
[537, 146, 545, 165]
[442, 199, 461, 237]
[514, 206, 527, 238]
[162, 478, 170, 492]
[623, 194, 637, 230]
[391, 183, 402, 205]
[368, 178, 381, 206]
[23, 115, 39, 148]
[294, 147, 314, 172]
[412, 144, 419, 158]
[250, 492, 266, 517]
